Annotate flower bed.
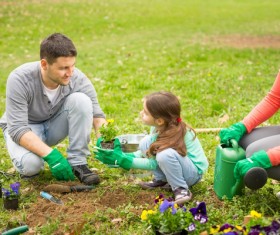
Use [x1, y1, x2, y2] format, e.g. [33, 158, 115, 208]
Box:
[141, 194, 208, 234]
[141, 195, 280, 235]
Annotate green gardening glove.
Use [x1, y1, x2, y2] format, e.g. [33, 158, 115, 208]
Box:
[94, 148, 134, 170]
[94, 148, 158, 171]
[43, 149, 75, 181]
[94, 138, 158, 170]
[96, 137, 103, 148]
[94, 138, 134, 170]
[219, 122, 247, 145]
[96, 137, 122, 150]
[234, 150, 272, 181]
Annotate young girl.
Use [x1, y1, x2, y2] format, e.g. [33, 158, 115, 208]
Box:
[95, 91, 208, 204]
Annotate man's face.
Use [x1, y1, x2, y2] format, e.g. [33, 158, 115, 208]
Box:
[42, 56, 76, 88]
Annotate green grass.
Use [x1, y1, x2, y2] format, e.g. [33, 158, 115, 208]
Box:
[1, 0, 280, 234]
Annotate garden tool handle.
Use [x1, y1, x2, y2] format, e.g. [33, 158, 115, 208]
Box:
[2, 225, 29, 235]
[70, 185, 95, 192]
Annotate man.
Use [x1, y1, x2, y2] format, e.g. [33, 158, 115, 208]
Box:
[0, 33, 106, 185]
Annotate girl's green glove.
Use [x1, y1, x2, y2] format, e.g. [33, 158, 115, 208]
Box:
[94, 138, 132, 170]
[234, 150, 272, 181]
[96, 137, 103, 147]
[94, 138, 158, 170]
[219, 122, 247, 145]
[43, 149, 75, 181]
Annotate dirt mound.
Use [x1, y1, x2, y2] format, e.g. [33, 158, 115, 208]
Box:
[25, 187, 155, 234]
[205, 35, 280, 48]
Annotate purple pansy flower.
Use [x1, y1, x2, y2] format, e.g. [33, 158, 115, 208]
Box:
[220, 223, 235, 231]
[248, 231, 261, 235]
[159, 199, 177, 214]
[2, 188, 11, 197]
[154, 194, 164, 204]
[189, 201, 208, 223]
[1, 182, 20, 199]
[10, 182, 20, 195]
[187, 222, 196, 232]
[271, 220, 280, 231]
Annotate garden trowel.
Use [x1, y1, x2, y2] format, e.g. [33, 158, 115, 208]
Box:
[40, 191, 63, 205]
[43, 184, 95, 194]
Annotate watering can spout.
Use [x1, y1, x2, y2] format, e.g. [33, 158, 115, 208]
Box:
[230, 179, 244, 196]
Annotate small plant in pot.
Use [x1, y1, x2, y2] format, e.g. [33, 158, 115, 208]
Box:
[99, 119, 119, 150]
[2, 182, 21, 210]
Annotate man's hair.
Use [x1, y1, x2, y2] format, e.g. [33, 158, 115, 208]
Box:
[40, 33, 77, 64]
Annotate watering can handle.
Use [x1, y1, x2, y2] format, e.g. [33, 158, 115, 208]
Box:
[230, 139, 239, 150]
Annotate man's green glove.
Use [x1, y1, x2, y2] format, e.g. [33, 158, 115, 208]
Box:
[234, 150, 272, 181]
[219, 122, 247, 145]
[43, 149, 75, 181]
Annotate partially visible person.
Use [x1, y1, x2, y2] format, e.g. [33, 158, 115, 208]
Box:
[219, 71, 280, 190]
[95, 91, 209, 204]
[0, 33, 106, 185]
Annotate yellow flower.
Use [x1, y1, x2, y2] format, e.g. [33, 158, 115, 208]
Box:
[141, 209, 156, 221]
[210, 225, 220, 234]
[107, 119, 114, 123]
[250, 210, 262, 218]
[235, 225, 243, 231]
[223, 228, 233, 233]
[141, 210, 148, 220]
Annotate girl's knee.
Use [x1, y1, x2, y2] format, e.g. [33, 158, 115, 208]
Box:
[156, 149, 177, 165]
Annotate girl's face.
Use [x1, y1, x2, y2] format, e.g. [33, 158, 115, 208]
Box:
[140, 100, 156, 126]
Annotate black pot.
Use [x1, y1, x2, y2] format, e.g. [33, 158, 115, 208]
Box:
[100, 141, 114, 150]
[3, 198, 19, 210]
[155, 230, 187, 235]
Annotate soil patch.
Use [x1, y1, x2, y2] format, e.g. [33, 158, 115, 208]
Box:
[24, 185, 155, 234]
[204, 35, 280, 48]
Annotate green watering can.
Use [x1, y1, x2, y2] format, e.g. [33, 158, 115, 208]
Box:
[214, 139, 246, 200]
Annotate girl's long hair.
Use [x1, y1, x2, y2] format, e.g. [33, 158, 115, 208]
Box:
[145, 91, 195, 157]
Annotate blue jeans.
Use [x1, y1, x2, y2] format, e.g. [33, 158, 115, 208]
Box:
[139, 135, 202, 191]
[3, 93, 93, 176]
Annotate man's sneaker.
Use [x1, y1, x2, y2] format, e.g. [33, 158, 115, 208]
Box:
[72, 165, 100, 185]
[139, 179, 171, 191]
[174, 187, 192, 205]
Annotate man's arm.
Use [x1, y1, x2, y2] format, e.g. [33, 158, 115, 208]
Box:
[93, 117, 107, 138]
[19, 131, 53, 157]
[19, 131, 74, 180]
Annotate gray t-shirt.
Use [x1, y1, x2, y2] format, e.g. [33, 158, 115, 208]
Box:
[0, 61, 105, 144]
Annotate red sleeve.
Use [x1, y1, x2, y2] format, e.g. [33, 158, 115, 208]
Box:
[243, 72, 280, 133]
[267, 146, 280, 166]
